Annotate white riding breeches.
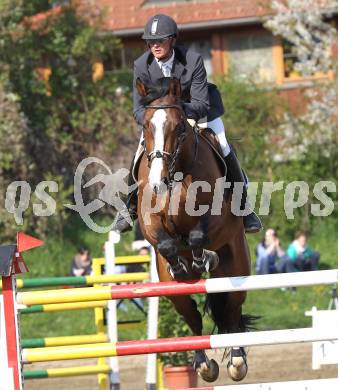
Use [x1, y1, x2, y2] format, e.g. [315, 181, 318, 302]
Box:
[197, 117, 231, 157]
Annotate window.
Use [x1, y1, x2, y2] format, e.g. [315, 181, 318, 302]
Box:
[282, 39, 331, 80]
[283, 40, 298, 79]
[226, 33, 276, 83]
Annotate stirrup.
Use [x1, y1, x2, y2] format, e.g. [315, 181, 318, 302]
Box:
[113, 208, 137, 233]
[244, 211, 262, 234]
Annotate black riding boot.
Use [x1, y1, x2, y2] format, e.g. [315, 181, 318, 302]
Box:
[224, 150, 262, 234]
[113, 163, 138, 233]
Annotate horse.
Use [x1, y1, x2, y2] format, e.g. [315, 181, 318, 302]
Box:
[135, 77, 253, 382]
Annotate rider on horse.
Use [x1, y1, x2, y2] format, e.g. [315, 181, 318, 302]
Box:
[113, 14, 262, 234]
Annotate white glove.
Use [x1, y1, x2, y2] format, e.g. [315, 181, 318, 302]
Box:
[187, 118, 196, 128]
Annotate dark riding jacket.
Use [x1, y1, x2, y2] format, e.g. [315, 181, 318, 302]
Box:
[133, 45, 224, 126]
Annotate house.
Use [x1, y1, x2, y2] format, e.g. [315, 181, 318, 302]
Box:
[28, 1, 337, 110]
[73, 0, 337, 109]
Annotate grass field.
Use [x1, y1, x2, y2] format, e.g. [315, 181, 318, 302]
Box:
[19, 216, 337, 341]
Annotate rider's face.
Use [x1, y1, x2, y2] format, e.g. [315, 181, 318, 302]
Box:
[148, 37, 175, 61]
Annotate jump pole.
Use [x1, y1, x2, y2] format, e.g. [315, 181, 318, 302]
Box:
[0, 293, 15, 390]
[189, 377, 338, 389]
[22, 326, 338, 363]
[105, 230, 121, 390]
[6, 272, 149, 289]
[17, 269, 338, 306]
[0, 233, 44, 390]
[145, 246, 159, 390]
[24, 364, 111, 380]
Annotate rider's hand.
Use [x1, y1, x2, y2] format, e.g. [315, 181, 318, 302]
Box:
[187, 118, 196, 128]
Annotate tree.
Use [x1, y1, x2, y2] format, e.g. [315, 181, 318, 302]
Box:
[0, 1, 135, 238]
[264, 0, 338, 233]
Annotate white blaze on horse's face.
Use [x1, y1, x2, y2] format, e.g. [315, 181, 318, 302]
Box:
[149, 109, 167, 191]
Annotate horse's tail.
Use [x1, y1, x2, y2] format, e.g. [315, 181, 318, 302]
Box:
[204, 292, 259, 334]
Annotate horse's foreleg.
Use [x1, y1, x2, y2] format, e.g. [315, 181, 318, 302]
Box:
[189, 216, 219, 274]
[168, 295, 220, 383]
[193, 350, 219, 383]
[216, 291, 249, 382]
[157, 235, 189, 279]
[211, 240, 251, 382]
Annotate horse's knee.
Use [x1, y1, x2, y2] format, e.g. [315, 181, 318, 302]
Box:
[189, 229, 209, 249]
[170, 297, 200, 318]
[157, 239, 177, 260]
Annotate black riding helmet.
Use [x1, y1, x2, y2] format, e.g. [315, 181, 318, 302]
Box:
[142, 14, 178, 40]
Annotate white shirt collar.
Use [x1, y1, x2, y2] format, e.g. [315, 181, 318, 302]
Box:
[155, 50, 175, 73]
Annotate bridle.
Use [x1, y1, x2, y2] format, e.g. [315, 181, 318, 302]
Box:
[143, 103, 198, 189]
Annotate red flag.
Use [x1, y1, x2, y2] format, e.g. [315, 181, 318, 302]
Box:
[17, 232, 44, 253]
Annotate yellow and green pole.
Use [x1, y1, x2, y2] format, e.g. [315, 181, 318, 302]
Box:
[24, 364, 110, 379]
[20, 300, 107, 314]
[93, 257, 109, 390]
[0, 255, 150, 290]
[21, 334, 108, 349]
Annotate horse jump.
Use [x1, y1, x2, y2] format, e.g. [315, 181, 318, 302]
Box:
[17, 269, 338, 390]
[22, 326, 338, 362]
[1, 233, 338, 389]
[17, 269, 338, 305]
[0, 233, 153, 390]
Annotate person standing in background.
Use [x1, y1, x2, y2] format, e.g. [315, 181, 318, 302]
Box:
[256, 229, 286, 274]
[286, 231, 320, 272]
[70, 247, 92, 277]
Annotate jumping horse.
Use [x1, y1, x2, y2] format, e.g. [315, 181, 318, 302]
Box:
[135, 77, 253, 382]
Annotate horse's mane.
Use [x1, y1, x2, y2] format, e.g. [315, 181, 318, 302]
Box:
[140, 77, 173, 106]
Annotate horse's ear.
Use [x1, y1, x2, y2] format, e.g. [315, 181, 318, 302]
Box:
[136, 78, 148, 97]
[168, 78, 181, 98]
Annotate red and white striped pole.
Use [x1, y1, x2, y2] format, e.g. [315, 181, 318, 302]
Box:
[2, 272, 23, 390]
[0, 233, 43, 390]
[189, 377, 338, 389]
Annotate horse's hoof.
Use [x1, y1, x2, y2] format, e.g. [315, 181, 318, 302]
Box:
[198, 359, 219, 382]
[227, 359, 248, 382]
[167, 257, 189, 280]
[192, 249, 219, 273]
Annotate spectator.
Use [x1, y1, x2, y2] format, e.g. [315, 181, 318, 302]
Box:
[286, 231, 320, 272]
[256, 229, 287, 274]
[70, 247, 92, 277]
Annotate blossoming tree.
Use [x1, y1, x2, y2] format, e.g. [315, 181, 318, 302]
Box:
[265, 0, 338, 161]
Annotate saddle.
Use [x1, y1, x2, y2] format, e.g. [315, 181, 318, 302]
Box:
[132, 127, 227, 181]
[197, 127, 227, 177]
